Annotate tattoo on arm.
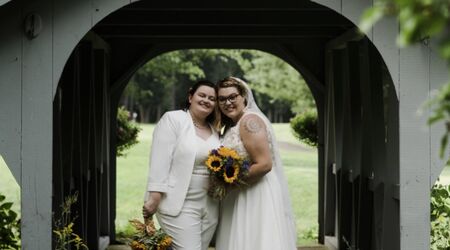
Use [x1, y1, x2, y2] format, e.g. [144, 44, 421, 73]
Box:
[243, 117, 263, 134]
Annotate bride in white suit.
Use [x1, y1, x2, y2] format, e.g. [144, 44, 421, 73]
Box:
[142, 80, 221, 250]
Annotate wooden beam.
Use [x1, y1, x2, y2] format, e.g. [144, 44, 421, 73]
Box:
[97, 9, 351, 28]
[94, 25, 345, 38]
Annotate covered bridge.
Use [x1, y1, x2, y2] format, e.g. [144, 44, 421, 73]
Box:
[0, 0, 447, 249]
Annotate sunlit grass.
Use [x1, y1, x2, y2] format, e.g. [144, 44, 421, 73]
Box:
[116, 123, 319, 245]
[0, 156, 21, 214]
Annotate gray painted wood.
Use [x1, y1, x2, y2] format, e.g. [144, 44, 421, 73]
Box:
[399, 44, 431, 250]
[0, 0, 11, 7]
[372, 17, 400, 97]
[21, 0, 53, 248]
[92, 0, 130, 25]
[312, 0, 341, 13]
[51, 0, 131, 97]
[429, 40, 449, 186]
[342, 0, 372, 40]
[0, 1, 22, 185]
[53, 0, 93, 97]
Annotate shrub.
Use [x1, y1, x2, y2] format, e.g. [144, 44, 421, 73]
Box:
[0, 193, 20, 249]
[290, 110, 318, 147]
[431, 183, 450, 249]
[117, 106, 141, 157]
[300, 225, 318, 241]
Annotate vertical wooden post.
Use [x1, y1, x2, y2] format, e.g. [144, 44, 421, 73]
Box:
[21, 0, 53, 248]
[399, 44, 431, 250]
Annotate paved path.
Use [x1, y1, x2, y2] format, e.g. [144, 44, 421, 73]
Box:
[277, 140, 316, 152]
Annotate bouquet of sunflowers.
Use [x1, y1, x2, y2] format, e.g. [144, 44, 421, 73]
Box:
[205, 146, 251, 200]
[127, 217, 172, 250]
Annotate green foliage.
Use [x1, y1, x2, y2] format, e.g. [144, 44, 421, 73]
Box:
[117, 106, 141, 157]
[123, 49, 314, 123]
[290, 110, 318, 147]
[300, 225, 318, 241]
[361, 0, 449, 48]
[0, 193, 20, 249]
[53, 192, 88, 250]
[239, 50, 315, 114]
[430, 183, 450, 249]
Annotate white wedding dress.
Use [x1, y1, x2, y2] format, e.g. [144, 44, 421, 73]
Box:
[215, 111, 297, 250]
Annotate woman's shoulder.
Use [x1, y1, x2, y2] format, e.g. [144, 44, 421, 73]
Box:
[238, 112, 267, 134]
[239, 112, 265, 125]
[162, 110, 188, 120]
[158, 110, 189, 126]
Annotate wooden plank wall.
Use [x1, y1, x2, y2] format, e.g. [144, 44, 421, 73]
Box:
[313, 0, 450, 249]
[0, 1, 22, 185]
[53, 37, 112, 249]
[429, 40, 449, 185]
[324, 34, 400, 249]
[0, 0, 132, 249]
[20, 0, 54, 248]
[399, 44, 431, 250]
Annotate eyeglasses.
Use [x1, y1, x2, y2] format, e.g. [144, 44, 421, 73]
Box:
[218, 94, 240, 105]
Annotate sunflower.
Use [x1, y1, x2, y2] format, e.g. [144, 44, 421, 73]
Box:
[217, 146, 240, 159]
[223, 164, 240, 183]
[205, 155, 223, 172]
[158, 236, 172, 250]
[130, 241, 147, 250]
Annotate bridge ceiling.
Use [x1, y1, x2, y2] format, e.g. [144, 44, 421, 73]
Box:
[93, 0, 354, 44]
[91, 0, 356, 97]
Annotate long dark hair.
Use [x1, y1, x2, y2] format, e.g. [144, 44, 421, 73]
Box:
[183, 80, 219, 127]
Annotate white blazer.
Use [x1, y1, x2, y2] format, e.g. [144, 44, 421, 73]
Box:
[145, 110, 218, 216]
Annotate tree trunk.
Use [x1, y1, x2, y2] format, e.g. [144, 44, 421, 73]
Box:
[156, 104, 162, 121]
[138, 105, 148, 123]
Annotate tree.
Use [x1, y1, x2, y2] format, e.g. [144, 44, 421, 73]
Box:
[123, 50, 204, 122]
[122, 49, 315, 123]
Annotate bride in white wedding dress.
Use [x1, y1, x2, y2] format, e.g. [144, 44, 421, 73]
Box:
[214, 77, 297, 250]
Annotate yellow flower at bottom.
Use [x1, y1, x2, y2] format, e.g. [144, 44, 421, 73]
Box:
[205, 155, 223, 172]
[130, 241, 147, 250]
[223, 165, 240, 183]
[157, 236, 172, 250]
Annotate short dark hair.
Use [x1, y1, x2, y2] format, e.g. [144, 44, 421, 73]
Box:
[184, 80, 217, 125]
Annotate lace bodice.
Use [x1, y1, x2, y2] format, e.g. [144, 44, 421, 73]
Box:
[221, 112, 274, 162]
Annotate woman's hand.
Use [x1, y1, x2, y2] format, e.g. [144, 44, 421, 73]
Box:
[142, 192, 162, 218]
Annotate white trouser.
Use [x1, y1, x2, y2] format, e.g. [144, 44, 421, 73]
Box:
[157, 174, 219, 250]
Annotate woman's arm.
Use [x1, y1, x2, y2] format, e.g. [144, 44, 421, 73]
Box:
[146, 113, 178, 193]
[239, 114, 272, 184]
[144, 112, 178, 216]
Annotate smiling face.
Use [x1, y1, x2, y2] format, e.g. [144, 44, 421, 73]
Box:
[188, 85, 217, 118]
[218, 86, 246, 123]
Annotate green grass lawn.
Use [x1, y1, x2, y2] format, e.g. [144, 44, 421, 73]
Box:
[115, 123, 319, 245]
[0, 157, 20, 214]
[2, 123, 450, 246]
